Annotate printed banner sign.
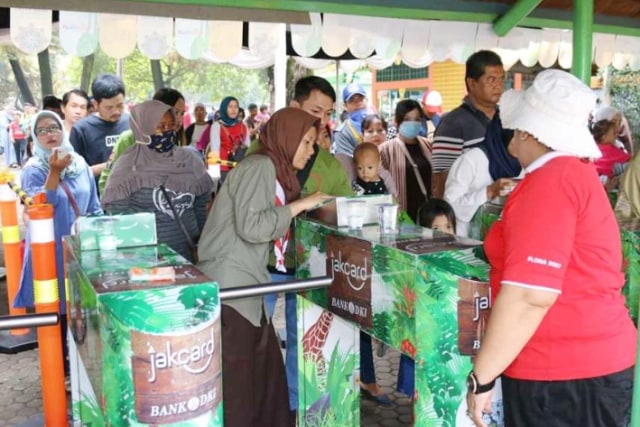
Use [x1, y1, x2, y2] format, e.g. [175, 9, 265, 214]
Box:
[457, 277, 491, 355]
[131, 320, 222, 424]
[326, 235, 373, 328]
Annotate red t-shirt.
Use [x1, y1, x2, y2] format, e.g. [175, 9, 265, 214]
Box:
[10, 122, 26, 140]
[484, 154, 637, 381]
[594, 143, 630, 177]
[219, 122, 247, 171]
[196, 121, 247, 171]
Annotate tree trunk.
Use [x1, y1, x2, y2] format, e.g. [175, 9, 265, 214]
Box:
[8, 58, 36, 106]
[80, 54, 95, 93]
[266, 65, 275, 111]
[150, 60, 164, 91]
[38, 48, 54, 98]
[286, 58, 312, 103]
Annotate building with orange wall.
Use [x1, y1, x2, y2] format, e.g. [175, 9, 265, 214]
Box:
[372, 60, 525, 121]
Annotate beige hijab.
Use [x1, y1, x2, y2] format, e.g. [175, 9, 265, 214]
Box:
[618, 151, 640, 218]
[102, 100, 212, 205]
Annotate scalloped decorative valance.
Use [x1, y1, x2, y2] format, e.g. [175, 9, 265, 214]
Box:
[9, 9, 640, 71]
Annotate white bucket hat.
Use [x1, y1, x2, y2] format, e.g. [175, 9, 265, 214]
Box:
[593, 106, 620, 123]
[500, 69, 601, 159]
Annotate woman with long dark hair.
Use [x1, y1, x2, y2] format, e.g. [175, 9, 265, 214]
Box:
[378, 99, 432, 221]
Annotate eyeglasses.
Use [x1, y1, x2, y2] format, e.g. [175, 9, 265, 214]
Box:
[35, 125, 62, 136]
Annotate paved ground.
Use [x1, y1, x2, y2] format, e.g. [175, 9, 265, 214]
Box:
[0, 292, 412, 426]
[0, 162, 412, 426]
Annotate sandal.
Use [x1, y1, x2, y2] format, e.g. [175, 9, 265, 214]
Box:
[361, 388, 392, 406]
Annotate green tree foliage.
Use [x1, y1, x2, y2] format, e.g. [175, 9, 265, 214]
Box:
[608, 66, 640, 151]
[3, 39, 298, 112]
[0, 45, 41, 107]
[65, 48, 270, 107]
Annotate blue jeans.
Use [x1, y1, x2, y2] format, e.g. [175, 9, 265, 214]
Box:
[264, 293, 278, 318]
[360, 332, 376, 385]
[397, 354, 415, 397]
[284, 292, 298, 410]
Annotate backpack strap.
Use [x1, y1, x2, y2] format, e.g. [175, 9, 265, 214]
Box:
[345, 120, 364, 146]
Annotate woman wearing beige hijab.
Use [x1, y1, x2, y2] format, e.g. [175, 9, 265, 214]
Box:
[616, 151, 640, 217]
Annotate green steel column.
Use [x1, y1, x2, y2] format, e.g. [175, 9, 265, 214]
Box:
[571, 0, 593, 84]
[632, 304, 640, 425]
[493, 0, 543, 37]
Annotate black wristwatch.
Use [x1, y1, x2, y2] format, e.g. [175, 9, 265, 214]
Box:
[467, 371, 495, 394]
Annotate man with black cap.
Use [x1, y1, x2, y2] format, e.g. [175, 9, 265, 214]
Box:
[332, 83, 368, 156]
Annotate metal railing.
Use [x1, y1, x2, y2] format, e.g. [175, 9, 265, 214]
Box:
[0, 313, 59, 331]
[219, 276, 331, 301]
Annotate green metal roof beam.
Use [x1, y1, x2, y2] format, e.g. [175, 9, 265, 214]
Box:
[131, 0, 498, 22]
[520, 16, 640, 38]
[493, 0, 543, 37]
[127, 0, 640, 38]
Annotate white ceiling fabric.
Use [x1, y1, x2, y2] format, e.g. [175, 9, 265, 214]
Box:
[8, 8, 640, 71]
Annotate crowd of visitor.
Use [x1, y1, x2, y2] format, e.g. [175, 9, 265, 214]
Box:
[1, 47, 638, 427]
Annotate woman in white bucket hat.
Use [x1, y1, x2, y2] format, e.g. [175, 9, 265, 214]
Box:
[465, 69, 636, 427]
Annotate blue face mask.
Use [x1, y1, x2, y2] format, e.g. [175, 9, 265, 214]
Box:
[398, 121, 422, 140]
[349, 108, 367, 124]
[348, 108, 367, 134]
[148, 130, 176, 153]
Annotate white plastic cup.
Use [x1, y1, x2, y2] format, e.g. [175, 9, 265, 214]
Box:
[378, 203, 398, 235]
[346, 200, 366, 230]
[95, 218, 118, 253]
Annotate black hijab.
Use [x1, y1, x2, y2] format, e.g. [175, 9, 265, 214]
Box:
[480, 111, 521, 181]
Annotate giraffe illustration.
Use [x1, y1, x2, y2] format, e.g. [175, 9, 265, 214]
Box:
[301, 310, 334, 378]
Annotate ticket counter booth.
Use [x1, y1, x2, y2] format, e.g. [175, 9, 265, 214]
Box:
[295, 218, 503, 426]
[472, 202, 640, 326]
[64, 214, 223, 427]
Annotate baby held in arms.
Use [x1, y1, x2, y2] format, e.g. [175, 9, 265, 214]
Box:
[352, 142, 388, 196]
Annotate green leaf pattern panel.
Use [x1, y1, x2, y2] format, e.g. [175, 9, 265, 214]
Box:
[415, 253, 502, 426]
[96, 285, 221, 426]
[621, 227, 640, 324]
[371, 244, 417, 350]
[296, 219, 504, 425]
[298, 298, 359, 427]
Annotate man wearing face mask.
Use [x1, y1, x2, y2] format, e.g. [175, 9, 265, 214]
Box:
[332, 83, 368, 156]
